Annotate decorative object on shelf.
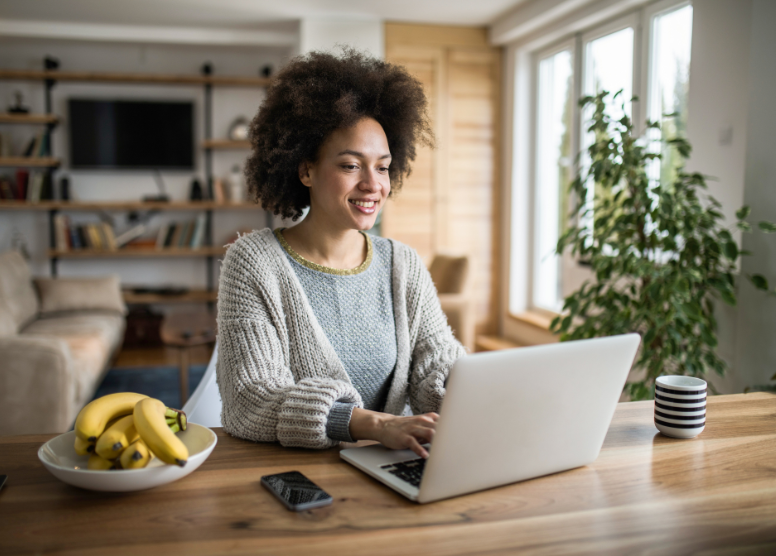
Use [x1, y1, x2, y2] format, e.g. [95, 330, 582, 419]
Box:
[261, 65, 273, 78]
[201, 62, 213, 76]
[143, 171, 170, 203]
[7, 91, 29, 114]
[228, 165, 245, 204]
[189, 177, 204, 201]
[59, 175, 70, 201]
[43, 55, 60, 71]
[552, 91, 776, 401]
[228, 117, 249, 141]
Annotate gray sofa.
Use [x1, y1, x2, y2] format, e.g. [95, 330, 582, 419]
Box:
[0, 250, 126, 436]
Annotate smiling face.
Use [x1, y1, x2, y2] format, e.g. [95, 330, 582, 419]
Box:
[299, 117, 391, 232]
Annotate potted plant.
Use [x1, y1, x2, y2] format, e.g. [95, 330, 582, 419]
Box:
[551, 91, 775, 401]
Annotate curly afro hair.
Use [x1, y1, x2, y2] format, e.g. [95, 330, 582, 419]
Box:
[244, 49, 433, 221]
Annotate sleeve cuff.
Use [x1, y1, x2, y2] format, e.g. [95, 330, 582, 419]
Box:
[326, 401, 356, 442]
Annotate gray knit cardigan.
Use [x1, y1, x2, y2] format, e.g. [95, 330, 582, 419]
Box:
[216, 228, 466, 449]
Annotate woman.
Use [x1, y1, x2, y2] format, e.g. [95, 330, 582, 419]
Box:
[216, 50, 465, 459]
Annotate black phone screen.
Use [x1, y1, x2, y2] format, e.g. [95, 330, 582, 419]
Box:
[261, 471, 333, 511]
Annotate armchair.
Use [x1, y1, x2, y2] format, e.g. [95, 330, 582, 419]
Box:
[428, 253, 475, 352]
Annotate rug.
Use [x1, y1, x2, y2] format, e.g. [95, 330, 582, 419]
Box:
[91, 364, 207, 410]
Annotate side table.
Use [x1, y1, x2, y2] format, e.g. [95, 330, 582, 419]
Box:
[160, 311, 216, 406]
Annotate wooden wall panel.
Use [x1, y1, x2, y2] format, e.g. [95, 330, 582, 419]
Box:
[383, 24, 501, 334]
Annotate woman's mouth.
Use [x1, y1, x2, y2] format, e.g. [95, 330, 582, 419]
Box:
[349, 199, 377, 214]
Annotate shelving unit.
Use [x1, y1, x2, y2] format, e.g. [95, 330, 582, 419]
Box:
[1, 63, 271, 304]
[0, 200, 258, 211]
[0, 114, 59, 125]
[0, 157, 60, 168]
[122, 288, 218, 305]
[47, 246, 227, 259]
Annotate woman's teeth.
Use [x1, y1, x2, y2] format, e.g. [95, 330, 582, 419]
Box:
[350, 200, 375, 208]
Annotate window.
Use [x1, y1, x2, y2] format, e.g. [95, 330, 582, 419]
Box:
[510, 0, 693, 319]
[532, 48, 573, 312]
[647, 3, 693, 186]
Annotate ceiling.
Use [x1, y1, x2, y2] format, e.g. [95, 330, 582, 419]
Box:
[0, 0, 527, 28]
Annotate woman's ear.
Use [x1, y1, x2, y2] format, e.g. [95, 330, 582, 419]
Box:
[298, 161, 313, 188]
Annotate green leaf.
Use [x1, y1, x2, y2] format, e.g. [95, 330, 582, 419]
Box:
[750, 274, 769, 291]
[758, 221, 776, 233]
[550, 316, 561, 332]
[736, 221, 752, 233]
[644, 327, 656, 346]
[721, 289, 737, 306]
[723, 241, 739, 259]
[736, 206, 751, 220]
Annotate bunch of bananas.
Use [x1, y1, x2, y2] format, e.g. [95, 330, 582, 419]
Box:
[74, 393, 189, 471]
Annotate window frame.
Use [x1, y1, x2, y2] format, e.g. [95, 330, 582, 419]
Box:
[508, 0, 691, 326]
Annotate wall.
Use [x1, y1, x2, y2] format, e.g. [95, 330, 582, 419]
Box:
[299, 18, 384, 58]
[383, 23, 502, 337]
[684, 0, 752, 392]
[730, 0, 776, 394]
[0, 37, 290, 292]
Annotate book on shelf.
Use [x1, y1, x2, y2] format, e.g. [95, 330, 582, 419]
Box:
[53, 214, 71, 252]
[155, 217, 207, 250]
[100, 222, 118, 250]
[0, 176, 14, 200]
[178, 221, 193, 248]
[26, 172, 44, 202]
[190, 213, 207, 249]
[115, 224, 147, 248]
[15, 169, 28, 200]
[155, 224, 170, 250]
[49, 219, 121, 252]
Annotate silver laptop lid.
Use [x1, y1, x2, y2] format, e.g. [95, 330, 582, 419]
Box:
[417, 334, 640, 503]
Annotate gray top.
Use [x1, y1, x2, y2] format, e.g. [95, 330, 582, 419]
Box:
[275, 230, 397, 442]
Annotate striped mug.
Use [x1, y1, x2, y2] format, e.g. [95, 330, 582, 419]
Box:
[654, 375, 707, 439]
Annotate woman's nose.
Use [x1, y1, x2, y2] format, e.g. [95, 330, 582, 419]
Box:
[360, 168, 382, 192]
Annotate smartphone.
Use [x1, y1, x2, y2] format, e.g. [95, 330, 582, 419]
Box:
[0, 475, 6, 491]
[261, 471, 333, 511]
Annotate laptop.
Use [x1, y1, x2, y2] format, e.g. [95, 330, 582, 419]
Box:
[340, 333, 641, 503]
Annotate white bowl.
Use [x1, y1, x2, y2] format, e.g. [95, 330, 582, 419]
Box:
[38, 423, 217, 492]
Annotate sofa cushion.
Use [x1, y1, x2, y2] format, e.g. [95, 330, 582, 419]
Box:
[0, 250, 39, 333]
[0, 297, 17, 337]
[35, 275, 127, 317]
[22, 313, 125, 407]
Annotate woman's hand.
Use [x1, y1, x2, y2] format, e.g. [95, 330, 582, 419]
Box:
[349, 408, 438, 459]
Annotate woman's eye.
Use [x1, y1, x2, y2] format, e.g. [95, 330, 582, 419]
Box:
[342, 164, 358, 170]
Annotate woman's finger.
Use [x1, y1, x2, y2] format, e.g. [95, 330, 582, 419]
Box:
[411, 425, 435, 443]
[405, 436, 429, 459]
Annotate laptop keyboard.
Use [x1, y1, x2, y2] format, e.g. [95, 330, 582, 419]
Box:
[380, 458, 426, 488]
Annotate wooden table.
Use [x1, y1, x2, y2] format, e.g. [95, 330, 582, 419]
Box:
[2, 393, 776, 555]
[160, 311, 216, 405]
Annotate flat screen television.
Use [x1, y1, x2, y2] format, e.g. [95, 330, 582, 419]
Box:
[69, 99, 194, 170]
